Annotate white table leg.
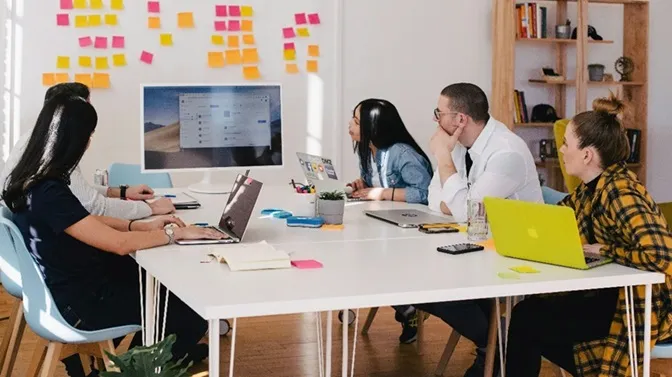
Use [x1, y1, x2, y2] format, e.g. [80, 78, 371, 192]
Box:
[643, 284, 652, 377]
[209, 319, 220, 377]
[144, 272, 156, 346]
[342, 309, 348, 377]
[326, 310, 333, 377]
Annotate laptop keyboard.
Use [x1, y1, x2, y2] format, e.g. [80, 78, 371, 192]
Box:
[585, 256, 600, 264]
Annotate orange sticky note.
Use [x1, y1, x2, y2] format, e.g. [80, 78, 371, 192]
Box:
[74, 15, 88, 27]
[73, 0, 87, 9]
[242, 34, 255, 45]
[88, 14, 102, 27]
[110, 0, 123, 10]
[160, 33, 173, 46]
[95, 56, 109, 69]
[242, 48, 259, 64]
[285, 63, 299, 74]
[105, 14, 118, 26]
[243, 66, 260, 80]
[90, 0, 103, 9]
[79, 56, 92, 67]
[308, 45, 320, 57]
[92, 72, 110, 89]
[112, 54, 126, 66]
[225, 49, 242, 65]
[42, 73, 56, 86]
[307, 60, 318, 73]
[476, 238, 496, 251]
[283, 49, 296, 61]
[57, 56, 70, 69]
[241, 20, 253, 32]
[227, 35, 240, 48]
[208, 52, 225, 68]
[148, 16, 161, 29]
[241, 5, 253, 17]
[297, 27, 310, 37]
[211, 35, 225, 45]
[177, 12, 194, 28]
[54, 73, 69, 84]
[75, 73, 92, 87]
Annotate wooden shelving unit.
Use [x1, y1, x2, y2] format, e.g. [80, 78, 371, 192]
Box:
[491, 0, 649, 191]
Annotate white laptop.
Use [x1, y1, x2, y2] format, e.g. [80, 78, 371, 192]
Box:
[364, 209, 455, 228]
[296, 152, 370, 201]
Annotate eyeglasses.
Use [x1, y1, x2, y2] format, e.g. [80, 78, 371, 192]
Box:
[433, 108, 458, 120]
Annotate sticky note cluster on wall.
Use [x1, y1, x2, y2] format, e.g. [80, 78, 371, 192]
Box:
[211, 4, 260, 80]
[283, 12, 322, 74]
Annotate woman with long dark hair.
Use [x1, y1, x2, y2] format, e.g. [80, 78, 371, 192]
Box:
[3, 93, 225, 376]
[347, 99, 432, 204]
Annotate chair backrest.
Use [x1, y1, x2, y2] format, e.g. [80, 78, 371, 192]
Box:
[659, 202, 672, 226]
[541, 186, 568, 205]
[553, 119, 582, 194]
[0, 206, 22, 298]
[108, 163, 173, 188]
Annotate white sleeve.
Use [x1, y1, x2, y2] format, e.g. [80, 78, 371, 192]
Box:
[441, 152, 526, 222]
[93, 184, 109, 196]
[69, 168, 152, 220]
[426, 170, 443, 213]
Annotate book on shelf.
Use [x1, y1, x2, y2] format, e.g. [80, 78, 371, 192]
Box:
[513, 90, 529, 124]
[625, 128, 641, 163]
[516, 2, 548, 39]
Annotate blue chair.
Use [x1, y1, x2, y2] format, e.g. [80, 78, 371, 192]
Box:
[108, 163, 173, 188]
[0, 210, 141, 373]
[541, 186, 568, 205]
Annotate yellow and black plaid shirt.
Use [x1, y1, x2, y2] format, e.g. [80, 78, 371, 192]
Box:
[559, 162, 672, 377]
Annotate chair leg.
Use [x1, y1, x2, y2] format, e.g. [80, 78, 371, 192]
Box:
[25, 338, 48, 377]
[0, 299, 25, 377]
[483, 299, 499, 377]
[79, 354, 92, 376]
[98, 339, 118, 372]
[416, 310, 426, 355]
[434, 330, 461, 377]
[360, 307, 379, 335]
[553, 365, 568, 377]
[39, 342, 63, 377]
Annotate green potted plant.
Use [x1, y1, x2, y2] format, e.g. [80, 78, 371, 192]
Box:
[317, 190, 345, 224]
[100, 334, 193, 377]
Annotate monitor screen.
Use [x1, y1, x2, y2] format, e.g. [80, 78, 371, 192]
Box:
[142, 84, 283, 171]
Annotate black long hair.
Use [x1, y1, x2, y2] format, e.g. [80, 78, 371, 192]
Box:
[3, 93, 98, 211]
[354, 99, 432, 175]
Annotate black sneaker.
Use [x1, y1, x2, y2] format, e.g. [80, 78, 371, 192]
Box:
[464, 347, 501, 377]
[398, 310, 429, 344]
[62, 354, 86, 377]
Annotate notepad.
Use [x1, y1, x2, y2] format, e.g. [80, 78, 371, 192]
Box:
[208, 241, 291, 271]
[151, 192, 200, 208]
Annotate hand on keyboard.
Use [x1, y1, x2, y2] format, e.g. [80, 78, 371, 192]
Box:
[583, 243, 604, 263]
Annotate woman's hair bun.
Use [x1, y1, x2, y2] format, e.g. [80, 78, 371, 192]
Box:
[592, 91, 625, 117]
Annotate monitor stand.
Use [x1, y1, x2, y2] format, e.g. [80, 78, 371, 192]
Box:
[188, 171, 230, 195]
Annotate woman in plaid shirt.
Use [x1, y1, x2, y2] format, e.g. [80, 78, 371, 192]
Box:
[505, 93, 672, 377]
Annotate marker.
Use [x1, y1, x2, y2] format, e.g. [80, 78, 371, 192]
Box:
[193, 223, 209, 226]
[157, 194, 176, 198]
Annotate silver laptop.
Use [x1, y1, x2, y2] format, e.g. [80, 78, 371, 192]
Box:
[364, 209, 455, 228]
[176, 174, 263, 245]
[296, 152, 371, 201]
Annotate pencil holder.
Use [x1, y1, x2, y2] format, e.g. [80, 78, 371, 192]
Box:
[293, 193, 316, 217]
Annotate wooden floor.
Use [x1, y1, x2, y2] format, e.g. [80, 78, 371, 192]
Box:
[0, 289, 563, 377]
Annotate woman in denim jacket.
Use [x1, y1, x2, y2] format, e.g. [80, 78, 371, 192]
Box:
[347, 99, 433, 204]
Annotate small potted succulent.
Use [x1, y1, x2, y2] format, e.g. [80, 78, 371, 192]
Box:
[317, 190, 345, 225]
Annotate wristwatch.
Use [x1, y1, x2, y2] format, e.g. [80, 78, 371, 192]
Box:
[120, 185, 129, 200]
[164, 227, 175, 245]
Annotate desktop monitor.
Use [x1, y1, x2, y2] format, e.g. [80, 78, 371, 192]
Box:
[141, 84, 283, 193]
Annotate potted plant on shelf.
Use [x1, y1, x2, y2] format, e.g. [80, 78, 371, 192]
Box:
[317, 190, 345, 225]
[100, 334, 193, 377]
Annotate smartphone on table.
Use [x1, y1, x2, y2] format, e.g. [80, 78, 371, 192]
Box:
[437, 243, 484, 255]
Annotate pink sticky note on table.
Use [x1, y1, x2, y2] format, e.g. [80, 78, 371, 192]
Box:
[214, 21, 226, 31]
[295, 13, 307, 25]
[308, 13, 321, 25]
[284, 42, 295, 50]
[228, 5, 241, 17]
[60, 0, 73, 9]
[215, 5, 227, 17]
[228, 20, 240, 31]
[57, 14, 70, 26]
[283, 27, 296, 38]
[112, 36, 125, 48]
[79, 36, 92, 47]
[291, 260, 323, 269]
[94, 37, 108, 49]
[147, 1, 160, 13]
[140, 50, 154, 64]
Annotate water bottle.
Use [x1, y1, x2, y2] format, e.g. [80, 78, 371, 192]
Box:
[466, 183, 489, 241]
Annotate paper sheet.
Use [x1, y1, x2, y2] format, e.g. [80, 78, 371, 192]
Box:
[211, 35, 225, 45]
[241, 20, 253, 32]
[215, 5, 227, 17]
[112, 36, 125, 48]
[73, 0, 86, 9]
[297, 27, 310, 37]
[228, 5, 241, 17]
[283, 49, 296, 61]
[227, 35, 240, 48]
[148, 16, 161, 29]
[90, 0, 103, 9]
[308, 13, 321, 25]
[74, 15, 88, 27]
[79, 36, 92, 47]
[57, 14, 70, 26]
[295, 13, 307, 25]
[285, 63, 299, 74]
[306, 60, 318, 73]
[476, 238, 496, 251]
[57, 56, 70, 69]
[214, 21, 226, 31]
[42, 73, 55, 86]
[140, 51, 154, 64]
[95, 56, 109, 69]
[291, 260, 323, 269]
[94, 36, 107, 49]
[160, 33, 173, 46]
[110, 0, 124, 10]
[283, 27, 295, 39]
[105, 14, 118, 26]
[308, 45, 320, 57]
[60, 0, 73, 10]
[498, 272, 520, 280]
[92, 72, 110, 89]
[242, 48, 259, 64]
[242, 34, 255, 45]
[284, 42, 295, 50]
[54, 73, 69, 84]
[510, 266, 540, 274]
[74, 73, 92, 87]
[228, 20, 240, 32]
[112, 54, 126, 66]
[89, 15, 101, 27]
[243, 66, 260, 80]
[225, 49, 242, 65]
[78, 56, 92, 67]
[208, 52, 225, 68]
[177, 12, 194, 28]
[147, 1, 160, 13]
[241, 6, 253, 17]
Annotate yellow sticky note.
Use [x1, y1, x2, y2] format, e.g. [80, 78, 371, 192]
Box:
[510, 266, 540, 274]
[283, 49, 296, 61]
[54, 73, 69, 84]
[308, 45, 320, 57]
[90, 0, 103, 9]
[160, 33, 173, 46]
[241, 20, 253, 32]
[297, 27, 310, 37]
[476, 238, 496, 251]
[74, 15, 88, 27]
[243, 66, 260, 80]
[498, 272, 520, 280]
[285, 63, 299, 74]
[79, 56, 92, 67]
[242, 34, 255, 45]
[306, 60, 318, 73]
[95, 56, 109, 69]
[92, 72, 110, 89]
[74, 73, 92, 87]
[57, 56, 70, 69]
[225, 49, 242, 65]
[42, 73, 56, 86]
[208, 52, 225, 68]
[73, 0, 87, 9]
[89, 14, 102, 27]
[148, 17, 161, 29]
[211, 35, 225, 45]
[227, 35, 240, 48]
[242, 48, 259, 64]
[322, 224, 344, 231]
[177, 12, 194, 28]
[110, 0, 124, 10]
[241, 6, 253, 17]
[112, 54, 126, 66]
[105, 14, 118, 26]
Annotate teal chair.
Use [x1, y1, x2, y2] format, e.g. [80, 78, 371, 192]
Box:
[541, 186, 568, 205]
[0, 209, 141, 374]
[108, 163, 173, 188]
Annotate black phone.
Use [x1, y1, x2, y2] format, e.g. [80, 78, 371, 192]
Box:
[437, 243, 485, 255]
[418, 226, 459, 234]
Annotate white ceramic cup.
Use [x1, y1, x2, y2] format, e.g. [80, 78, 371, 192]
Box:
[293, 193, 316, 217]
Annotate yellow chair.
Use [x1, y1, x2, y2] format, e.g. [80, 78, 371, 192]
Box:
[553, 119, 582, 193]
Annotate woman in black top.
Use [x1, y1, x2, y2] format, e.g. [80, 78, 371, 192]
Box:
[2, 93, 225, 375]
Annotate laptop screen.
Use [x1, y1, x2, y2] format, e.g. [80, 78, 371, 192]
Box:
[218, 174, 263, 240]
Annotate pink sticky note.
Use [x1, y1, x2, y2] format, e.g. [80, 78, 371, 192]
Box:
[228, 20, 240, 31]
[295, 13, 307, 25]
[60, 0, 73, 9]
[214, 21, 226, 31]
[57, 14, 70, 26]
[308, 13, 321, 25]
[94, 37, 108, 49]
[284, 42, 295, 50]
[291, 260, 323, 269]
[79, 36, 92, 47]
[215, 5, 227, 17]
[147, 1, 160, 13]
[140, 50, 154, 64]
[283, 27, 296, 38]
[112, 36, 125, 48]
[228, 5, 241, 17]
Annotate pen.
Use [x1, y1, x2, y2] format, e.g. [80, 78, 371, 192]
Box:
[156, 194, 176, 198]
[291, 179, 297, 189]
[193, 223, 209, 226]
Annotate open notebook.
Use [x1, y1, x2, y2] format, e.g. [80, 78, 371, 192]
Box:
[151, 192, 200, 209]
[207, 241, 291, 271]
